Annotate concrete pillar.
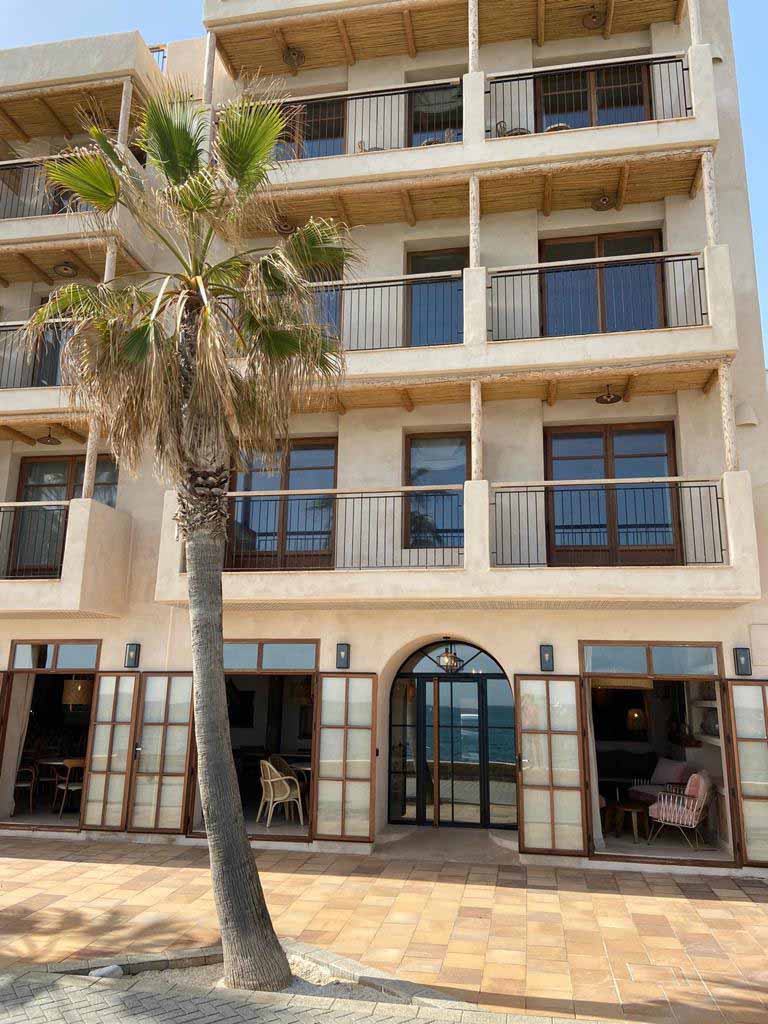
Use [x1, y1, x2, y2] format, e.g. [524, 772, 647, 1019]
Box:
[467, 0, 479, 74]
[702, 149, 719, 247]
[470, 380, 483, 481]
[117, 78, 134, 149]
[687, 0, 703, 45]
[461, 72, 486, 150]
[469, 173, 481, 268]
[81, 423, 100, 500]
[718, 361, 739, 472]
[103, 242, 117, 284]
[463, 479, 490, 572]
[203, 31, 217, 162]
[462, 267, 487, 348]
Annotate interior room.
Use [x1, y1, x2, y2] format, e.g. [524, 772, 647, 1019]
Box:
[0, 672, 94, 828]
[192, 673, 314, 838]
[589, 678, 732, 861]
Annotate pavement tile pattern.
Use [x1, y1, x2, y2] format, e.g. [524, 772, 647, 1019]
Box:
[0, 836, 767, 1023]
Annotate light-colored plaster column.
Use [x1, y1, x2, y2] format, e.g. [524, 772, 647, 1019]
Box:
[117, 78, 133, 149]
[469, 174, 480, 268]
[718, 361, 740, 472]
[687, 0, 703, 46]
[467, 0, 479, 74]
[470, 379, 483, 481]
[702, 149, 720, 247]
[203, 31, 217, 159]
[80, 421, 100, 499]
[103, 241, 117, 285]
[463, 267, 487, 349]
[463, 479, 490, 572]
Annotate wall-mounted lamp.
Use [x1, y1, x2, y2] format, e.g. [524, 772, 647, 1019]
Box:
[734, 647, 752, 677]
[539, 644, 555, 673]
[124, 643, 141, 670]
[336, 643, 351, 670]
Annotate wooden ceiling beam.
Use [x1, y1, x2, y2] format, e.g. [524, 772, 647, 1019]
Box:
[0, 273, 9, 288]
[64, 249, 99, 282]
[51, 423, 87, 444]
[546, 381, 557, 407]
[16, 253, 53, 285]
[623, 374, 636, 403]
[536, 0, 546, 47]
[402, 10, 417, 58]
[675, 0, 688, 25]
[0, 103, 30, 143]
[400, 389, 414, 412]
[336, 18, 356, 64]
[603, 0, 616, 38]
[689, 158, 703, 198]
[334, 192, 351, 224]
[336, 396, 347, 415]
[702, 367, 719, 394]
[616, 163, 630, 211]
[0, 425, 36, 446]
[400, 190, 417, 226]
[37, 97, 72, 140]
[542, 174, 553, 217]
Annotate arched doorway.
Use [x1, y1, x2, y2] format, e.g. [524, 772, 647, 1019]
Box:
[388, 641, 516, 829]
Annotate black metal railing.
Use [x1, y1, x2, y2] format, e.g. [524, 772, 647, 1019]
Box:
[0, 504, 69, 579]
[487, 56, 692, 138]
[224, 489, 464, 570]
[488, 253, 707, 342]
[312, 273, 464, 350]
[491, 481, 725, 568]
[274, 81, 463, 161]
[0, 161, 87, 219]
[0, 323, 66, 389]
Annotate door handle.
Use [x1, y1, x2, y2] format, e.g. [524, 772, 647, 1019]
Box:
[133, 744, 142, 761]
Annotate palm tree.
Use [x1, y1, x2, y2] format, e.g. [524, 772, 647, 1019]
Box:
[26, 82, 354, 991]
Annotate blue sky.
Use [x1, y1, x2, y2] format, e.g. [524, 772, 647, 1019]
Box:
[5, 1, 768, 354]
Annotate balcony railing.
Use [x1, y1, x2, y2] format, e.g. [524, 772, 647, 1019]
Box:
[313, 272, 463, 351]
[224, 486, 464, 570]
[491, 479, 725, 568]
[0, 160, 87, 219]
[0, 323, 65, 389]
[487, 56, 692, 139]
[0, 502, 69, 579]
[274, 80, 462, 161]
[488, 252, 707, 342]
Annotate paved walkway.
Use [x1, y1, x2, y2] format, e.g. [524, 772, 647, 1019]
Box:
[0, 835, 767, 1023]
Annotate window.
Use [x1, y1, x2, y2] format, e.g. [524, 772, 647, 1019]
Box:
[408, 84, 463, 146]
[538, 63, 650, 132]
[540, 231, 663, 337]
[406, 249, 467, 348]
[545, 424, 679, 566]
[405, 434, 467, 549]
[228, 439, 337, 570]
[18, 455, 118, 508]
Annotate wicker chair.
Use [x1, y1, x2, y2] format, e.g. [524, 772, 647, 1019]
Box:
[648, 771, 713, 849]
[257, 761, 304, 828]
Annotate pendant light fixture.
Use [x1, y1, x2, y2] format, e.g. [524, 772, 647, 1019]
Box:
[436, 637, 463, 673]
[37, 426, 62, 446]
[595, 384, 622, 405]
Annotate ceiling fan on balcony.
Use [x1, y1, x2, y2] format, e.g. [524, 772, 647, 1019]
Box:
[592, 191, 618, 212]
[582, 5, 607, 30]
[282, 45, 306, 72]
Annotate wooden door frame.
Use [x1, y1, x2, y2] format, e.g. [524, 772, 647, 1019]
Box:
[723, 678, 768, 867]
[405, 247, 469, 349]
[403, 431, 470, 551]
[79, 672, 140, 832]
[513, 673, 588, 856]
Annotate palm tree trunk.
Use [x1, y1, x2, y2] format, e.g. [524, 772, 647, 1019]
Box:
[185, 522, 291, 991]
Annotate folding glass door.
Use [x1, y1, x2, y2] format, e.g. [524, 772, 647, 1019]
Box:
[81, 673, 139, 830]
[728, 681, 768, 865]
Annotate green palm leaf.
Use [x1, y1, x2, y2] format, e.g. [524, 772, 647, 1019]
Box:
[46, 152, 120, 212]
[215, 97, 286, 196]
[137, 83, 208, 186]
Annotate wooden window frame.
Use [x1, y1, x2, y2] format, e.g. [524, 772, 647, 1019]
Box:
[724, 678, 768, 867]
[403, 431, 469, 551]
[539, 230, 664, 337]
[16, 454, 118, 503]
[405, 247, 468, 349]
[543, 421, 682, 567]
[535, 62, 653, 134]
[8, 639, 102, 674]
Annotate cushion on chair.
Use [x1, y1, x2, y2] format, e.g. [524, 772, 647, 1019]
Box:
[651, 758, 692, 785]
[684, 771, 711, 799]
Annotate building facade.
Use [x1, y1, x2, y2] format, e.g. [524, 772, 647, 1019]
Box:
[0, 0, 767, 872]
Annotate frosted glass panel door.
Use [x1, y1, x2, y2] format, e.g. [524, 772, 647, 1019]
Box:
[128, 674, 193, 833]
[514, 675, 586, 854]
[81, 674, 139, 830]
[729, 681, 768, 864]
[313, 673, 376, 840]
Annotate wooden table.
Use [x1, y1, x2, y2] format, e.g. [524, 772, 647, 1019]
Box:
[610, 800, 650, 843]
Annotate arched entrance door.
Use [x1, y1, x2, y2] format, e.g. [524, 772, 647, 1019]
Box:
[388, 641, 516, 829]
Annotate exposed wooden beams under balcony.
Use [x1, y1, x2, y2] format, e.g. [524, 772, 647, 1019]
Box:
[264, 148, 706, 230]
[0, 238, 144, 285]
[213, 0, 684, 78]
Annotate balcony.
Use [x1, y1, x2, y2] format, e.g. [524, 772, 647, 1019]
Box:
[0, 499, 132, 617]
[0, 323, 65, 390]
[155, 472, 760, 610]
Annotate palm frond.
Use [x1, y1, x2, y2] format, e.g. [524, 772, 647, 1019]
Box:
[215, 97, 285, 197]
[46, 151, 120, 212]
[137, 81, 208, 186]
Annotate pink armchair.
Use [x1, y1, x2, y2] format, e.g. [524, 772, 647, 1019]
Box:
[648, 771, 713, 849]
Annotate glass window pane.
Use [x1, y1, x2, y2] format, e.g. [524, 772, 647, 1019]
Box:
[157, 778, 184, 829]
[13, 643, 54, 669]
[137, 725, 163, 773]
[408, 436, 467, 487]
[549, 681, 577, 732]
[346, 730, 371, 779]
[522, 788, 552, 849]
[583, 644, 647, 674]
[130, 776, 159, 829]
[344, 781, 371, 836]
[163, 725, 189, 774]
[651, 646, 718, 676]
[733, 687, 767, 739]
[316, 779, 343, 835]
[168, 676, 192, 723]
[541, 70, 590, 131]
[554, 790, 583, 850]
[56, 643, 99, 670]
[104, 776, 125, 827]
[96, 677, 116, 721]
[90, 724, 111, 773]
[83, 773, 105, 826]
[110, 724, 131, 772]
[142, 676, 168, 723]
[321, 677, 346, 725]
[551, 734, 580, 787]
[520, 679, 548, 730]
[261, 642, 317, 670]
[319, 727, 344, 777]
[543, 266, 599, 337]
[522, 733, 549, 786]
[613, 430, 668, 455]
[390, 678, 417, 727]
[737, 743, 768, 798]
[551, 433, 603, 457]
[486, 679, 515, 729]
[223, 643, 259, 670]
[347, 678, 372, 726]
[115, 677, 135, 722]
[742, 800, 768, 862]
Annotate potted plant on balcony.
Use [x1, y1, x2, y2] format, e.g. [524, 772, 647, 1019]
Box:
[24, 81, 354, 992]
